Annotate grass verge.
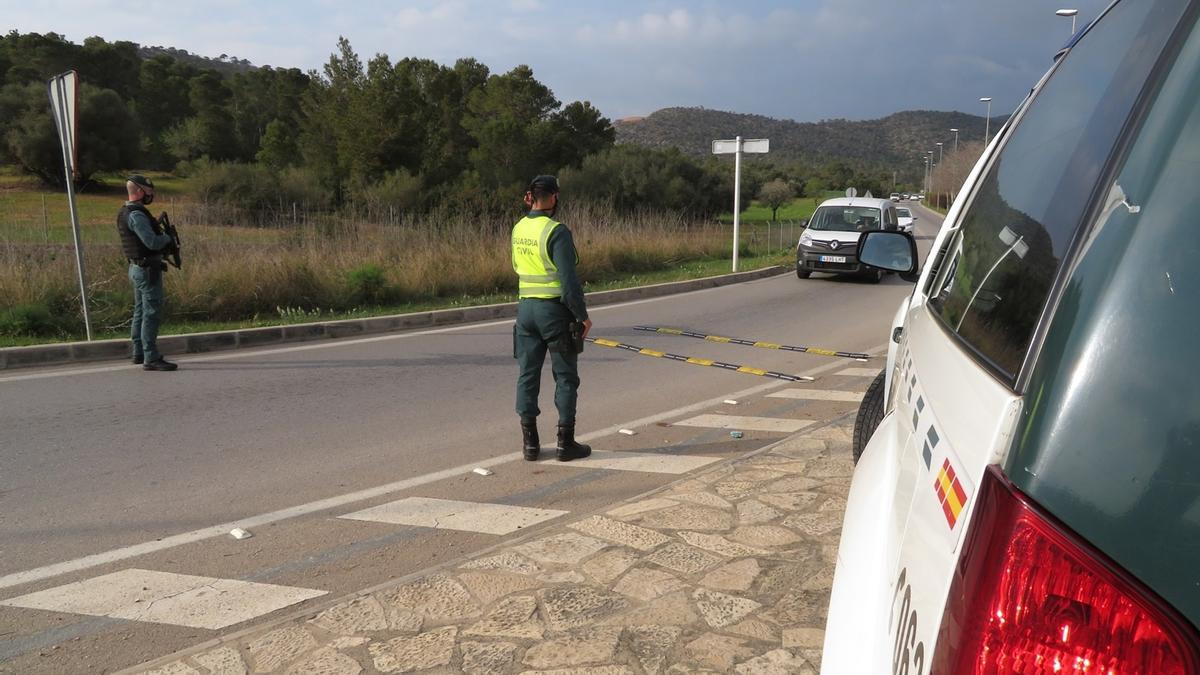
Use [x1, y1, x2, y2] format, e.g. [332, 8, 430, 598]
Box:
[0, 253, 787, 348]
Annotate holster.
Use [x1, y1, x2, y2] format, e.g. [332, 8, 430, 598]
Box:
[569, 321, 585, 354]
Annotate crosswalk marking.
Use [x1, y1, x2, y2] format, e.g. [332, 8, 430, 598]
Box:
[837, 367, 881, 377]
[339, 497, 567, 535]
[559, 450, 722, 474]
[0, 569, 325, 630]
[767, 389, 864, 402]
[673, 414, 813, 433]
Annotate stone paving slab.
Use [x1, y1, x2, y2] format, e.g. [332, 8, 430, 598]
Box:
[128, 414, 855, 674]
[340, 498, 568, 535]
[2, 569, 326, 630]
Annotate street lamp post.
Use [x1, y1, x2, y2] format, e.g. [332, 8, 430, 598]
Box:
[1056, 8, 1078, 34]
[950, 128, 959, 152]
[935, 143, 945, 209]
[980, 97, 993, 145]
[927, 151, 934, 195]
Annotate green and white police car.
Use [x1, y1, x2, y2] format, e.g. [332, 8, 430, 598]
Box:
[823, 1, 1200, 672]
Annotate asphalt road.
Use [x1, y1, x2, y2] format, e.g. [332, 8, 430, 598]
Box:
[0, 202, 943, 672]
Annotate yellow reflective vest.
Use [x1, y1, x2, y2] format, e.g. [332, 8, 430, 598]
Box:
[512, 215, 575, 299]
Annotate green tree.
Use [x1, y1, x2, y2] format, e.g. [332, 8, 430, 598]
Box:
[256, 118, 300, 171]
[4, 82, 138, 185]
[463, 65, 559, 190]
[547, 101, 615, 170]
[186, 71, 236, 160]
[136, 55, 198, 167]
[560, 145, 726, 216]
[79, 36, 141, 100]
[758, 179, 794, 221]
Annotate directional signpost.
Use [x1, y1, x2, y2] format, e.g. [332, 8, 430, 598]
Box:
[712, 137, 769, 271]
[47, 70, 92, 340]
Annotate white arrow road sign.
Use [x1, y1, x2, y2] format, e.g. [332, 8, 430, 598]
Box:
[47, 70, 93, 341]
[712, 138, 769, 154]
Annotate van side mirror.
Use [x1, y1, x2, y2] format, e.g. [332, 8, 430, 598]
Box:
[859, 231, 920, 282]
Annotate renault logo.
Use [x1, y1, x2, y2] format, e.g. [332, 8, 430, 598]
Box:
[830, 239, 840, 250]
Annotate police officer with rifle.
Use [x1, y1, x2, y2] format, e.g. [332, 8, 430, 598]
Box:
[117, 174, 181, 371]
[512, 176, 593, 462]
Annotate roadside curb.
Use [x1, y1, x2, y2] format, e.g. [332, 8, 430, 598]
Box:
[117, 409, 856, 675]
[0, 266, 787, 371]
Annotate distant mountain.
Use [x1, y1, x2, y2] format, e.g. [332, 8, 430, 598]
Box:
[615, 107, 1005, 169]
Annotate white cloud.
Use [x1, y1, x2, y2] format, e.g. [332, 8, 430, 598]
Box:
[509, 0, 542, 11]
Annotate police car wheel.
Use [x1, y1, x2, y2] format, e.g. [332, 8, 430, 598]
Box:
[851, 370, 886, 464]
[796, 265, 811, 279]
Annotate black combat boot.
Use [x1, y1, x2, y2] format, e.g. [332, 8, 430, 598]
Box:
[521, 417, 540, 461]
[556, 423, 591, 462]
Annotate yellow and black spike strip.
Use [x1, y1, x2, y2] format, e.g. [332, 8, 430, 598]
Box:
[586, 337, 815, 382]
[633, 326, 871, 361]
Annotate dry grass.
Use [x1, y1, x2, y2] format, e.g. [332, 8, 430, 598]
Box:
[1, 199, 761, 339]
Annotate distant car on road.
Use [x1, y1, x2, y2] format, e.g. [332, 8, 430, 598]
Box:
[889, 192, 901, 202]
[895, 206, 915, 233]
[795, 197, 899, 283]
[901, 193, 910, 200]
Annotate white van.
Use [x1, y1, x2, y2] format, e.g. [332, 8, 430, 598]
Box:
[822, 1, 1200, 672]
[795, 197, 900, 283]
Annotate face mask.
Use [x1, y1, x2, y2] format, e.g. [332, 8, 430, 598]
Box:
[142, 192, 154, 206]
[547, 195, 559, 218]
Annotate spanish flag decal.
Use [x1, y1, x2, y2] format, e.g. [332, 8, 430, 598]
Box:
[933, 459, 969, 529]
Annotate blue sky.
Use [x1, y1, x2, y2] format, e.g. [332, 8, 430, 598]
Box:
[3, 0, 1112, 123]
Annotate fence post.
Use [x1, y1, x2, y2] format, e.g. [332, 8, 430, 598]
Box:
[41, 194, 49, 242]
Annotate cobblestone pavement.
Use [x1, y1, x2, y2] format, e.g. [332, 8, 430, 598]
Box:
[131, 416, 855, 675]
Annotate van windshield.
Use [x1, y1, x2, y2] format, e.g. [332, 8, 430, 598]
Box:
[807, 206, 882, 232]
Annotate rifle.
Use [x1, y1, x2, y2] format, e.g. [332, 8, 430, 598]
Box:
[159, 212, 182, 269]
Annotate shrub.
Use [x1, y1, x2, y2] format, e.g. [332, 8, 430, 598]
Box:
[346, 263, 388, 305]
[0, 304, 58, 337]
[354, 170, 423, 221]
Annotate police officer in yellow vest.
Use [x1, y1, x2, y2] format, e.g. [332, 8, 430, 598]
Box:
[513, 175, 592, 462]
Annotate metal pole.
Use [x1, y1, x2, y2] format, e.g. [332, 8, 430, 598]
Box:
[732, 135, 742, 272]
[957, 237, 1023, 331]
[984, 99, 992, 145]
[51, 77, 92, 341]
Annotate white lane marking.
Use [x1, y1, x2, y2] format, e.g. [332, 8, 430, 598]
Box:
[339, 497, 567, 535]
[552, 450, 722, 475]
[0, 279, 780, 383]
[767, 389, 864, 402]
[673, 414, 813, 433]
[0, 569, 325, 630]
[0, 343, 884, 592]
[837, 367, 881, 378]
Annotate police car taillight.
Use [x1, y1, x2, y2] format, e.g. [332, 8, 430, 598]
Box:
[931, 466, 1200, 674]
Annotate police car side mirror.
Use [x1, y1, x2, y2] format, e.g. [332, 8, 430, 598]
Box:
[859, 231, 920, 282]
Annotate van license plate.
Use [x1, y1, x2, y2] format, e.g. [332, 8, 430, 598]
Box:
[819, 255, 847, 263]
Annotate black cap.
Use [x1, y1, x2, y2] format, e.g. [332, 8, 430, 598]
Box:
[127, 174, 155, 190]
[528, 175, 559, 194]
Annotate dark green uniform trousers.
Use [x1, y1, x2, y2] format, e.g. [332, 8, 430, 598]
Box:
[515, 298, 580, 424]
